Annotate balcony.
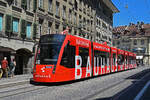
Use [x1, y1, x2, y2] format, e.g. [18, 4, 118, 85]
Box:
[12, 5, 22, 13]
[38, 7, 45, 12]
[48, 8, 53, 16]
[0, 1, 7, 7]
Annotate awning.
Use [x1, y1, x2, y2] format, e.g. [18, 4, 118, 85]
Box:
[136, 56, 143, 59]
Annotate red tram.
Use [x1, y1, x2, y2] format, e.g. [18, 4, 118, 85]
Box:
[33, 34, 137, 83]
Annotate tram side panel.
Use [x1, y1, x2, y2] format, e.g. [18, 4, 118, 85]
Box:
[33, 34, 68, 82]
[124, 51, 129, 70]
[128, 52, 134, 69]
[68, 35, 92, 80]
[55, 36, 76, 82]
[33, 34, 137, 83]
[133, 53, 137, 68]
[93, 42, 111, 76]
[117, 49, 125, 71]
[110, 47, 118, 73]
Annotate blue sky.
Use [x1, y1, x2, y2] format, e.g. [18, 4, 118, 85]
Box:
[112, 0, 150, 27]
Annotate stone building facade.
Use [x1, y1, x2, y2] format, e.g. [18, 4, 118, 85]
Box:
[0, 0, 118, 75]
[0, 0, 35, 74]
[113, 22, 150, 65]
[95, 0, 118, 46]
[35, 0, 119, 45]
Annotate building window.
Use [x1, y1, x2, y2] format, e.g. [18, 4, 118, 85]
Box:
[39, 19, 43, 36]
[87, 20, 89, 29]
[56, 2, 60, 16]
[79, 15, 81, 21]
[68, 9, 72, 21]
[13, 0, 18, 6]
[74, 30, 77, 35]
[62, 6, 66, 19]
[48, 22, 52, 34]
[63, 26, 66, 31]
[55, 24, 59, 33]
[26, 22, 31, 38]
[91, 20, 93, 28]
[27, 0, 31, 10]
[5, 15, 13, 33]
[134, 40, 137, 45]
[113, 41, 115, 46]
[39, 0, 43, 8]
[13, 18, 19, 33]
[141, 39, 144, 45]
[69, 27, 72, 33]
[96, 19, 98, 26]
[102, 22, 107, 29]
[0, 14, 3, 31]
[74, 12, 77, 24]
[39, 24, 42, 36]
[83, 17, 86, 27]
[48, 0, 53, 12]
[20, 19, 26, 38]
[117, 41, 120, 45]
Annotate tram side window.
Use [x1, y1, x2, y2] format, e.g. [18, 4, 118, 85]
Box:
[94, 50, 109, 66]
[125, 56, 128, 64]
[129, 56, 133, 64]
[60, 43, 75, 68]
[94, 50, 101, 66]
[117, 54, 124, 65]
[79, 47, 89, 67]
[113, 54, 116, 65]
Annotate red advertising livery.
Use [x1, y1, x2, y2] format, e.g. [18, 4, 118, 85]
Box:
[110, 47, 117, 73]
[33, 34, 137, 83]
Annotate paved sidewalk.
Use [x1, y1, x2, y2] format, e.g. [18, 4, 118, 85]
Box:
[0, 74, 33, 89]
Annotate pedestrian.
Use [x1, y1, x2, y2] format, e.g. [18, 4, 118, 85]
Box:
[1, 57, 8, 78]
[9, 58, 16, 78]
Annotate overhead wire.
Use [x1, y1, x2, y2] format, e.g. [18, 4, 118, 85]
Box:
[124, 0, 141, 24]
[116, 0, 137, 25]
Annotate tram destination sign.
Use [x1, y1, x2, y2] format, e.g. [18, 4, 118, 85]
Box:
[40, 34, 66, 43]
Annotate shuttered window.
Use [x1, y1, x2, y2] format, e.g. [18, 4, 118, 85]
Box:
[13, 18, 19, 32]
[33, 0, 37, 11]
[0, 14, 2, 31]
[5, 15, 12, 33]
[21, 0, 27, 9]
[26, 22, 31, 38]
[20, 19, 26, 39]
[33, 23, 37, 39]
[39, 0, 43, 8]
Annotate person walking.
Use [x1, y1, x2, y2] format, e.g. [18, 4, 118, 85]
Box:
[1, 57, 8, 78]
[9, 58, 16, 78]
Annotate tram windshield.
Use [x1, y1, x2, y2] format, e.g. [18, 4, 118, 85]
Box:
[36, 34, 66, 65]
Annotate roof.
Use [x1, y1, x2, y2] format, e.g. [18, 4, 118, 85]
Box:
[103, 0, 119, 13]
[113, 23, 150, 37]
